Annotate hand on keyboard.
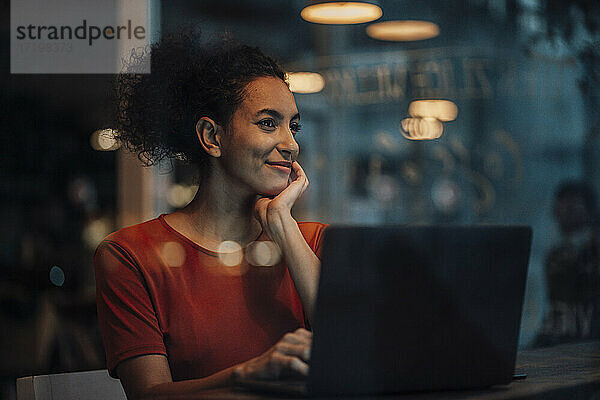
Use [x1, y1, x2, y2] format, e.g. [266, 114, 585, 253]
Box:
[232, 328, 311, 381]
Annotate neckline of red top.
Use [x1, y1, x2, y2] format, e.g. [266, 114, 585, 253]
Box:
[157, 213, 266, 257]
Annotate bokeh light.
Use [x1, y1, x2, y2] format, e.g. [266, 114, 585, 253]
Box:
[246, 241, 282, 267]
[432, 178, 461, 214]
[90, 128, 120, 151]
[287, 72, 326, 94]
[49, 265, 65, 287]
[402, 161, 422, 185]
[217, 241, 244, 267]
[373, 131, 401, 154]
[82, 218, 111, 250]
[366, 20, 440, 41]
[167, 184, 198, 208]
[301, 2, 382, 24]
[368, 174, 398, 203]
[160, 241, 186, 267]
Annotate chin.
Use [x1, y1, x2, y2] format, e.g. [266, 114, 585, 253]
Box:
[259, 182, 288, 197]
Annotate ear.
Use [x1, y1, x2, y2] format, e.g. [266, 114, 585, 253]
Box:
[195, 117, 222, 158]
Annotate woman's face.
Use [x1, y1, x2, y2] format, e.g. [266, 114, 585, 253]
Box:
[218, 76, 301, 197]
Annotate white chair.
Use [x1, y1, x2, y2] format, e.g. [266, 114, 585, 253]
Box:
[16, 369, 126, 400]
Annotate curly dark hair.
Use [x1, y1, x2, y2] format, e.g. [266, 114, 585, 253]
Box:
[114, 26, 287, 181]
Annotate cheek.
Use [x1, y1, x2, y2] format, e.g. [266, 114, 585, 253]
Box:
[225, 139, 261, 161]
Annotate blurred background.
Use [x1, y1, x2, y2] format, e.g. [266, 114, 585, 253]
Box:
[1, 0, 599, 398]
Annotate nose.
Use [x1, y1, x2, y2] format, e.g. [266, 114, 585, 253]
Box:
[278, 127, 299, 160]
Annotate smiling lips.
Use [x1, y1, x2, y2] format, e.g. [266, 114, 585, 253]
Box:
[265, 160, 292, 173]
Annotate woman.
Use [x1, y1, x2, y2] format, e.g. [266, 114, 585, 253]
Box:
[94, 28, 327, 399]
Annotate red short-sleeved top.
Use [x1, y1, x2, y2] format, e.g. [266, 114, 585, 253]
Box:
[94, 214, 328, 381]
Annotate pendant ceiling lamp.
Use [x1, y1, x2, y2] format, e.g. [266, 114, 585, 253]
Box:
[409, 100, 457, 122]
[301, 1, 382, 25]
[287, 72, 326, 94]
[400, 117, 443, 140]
[366, 20, 440, 41]
[400, 100, 458, 140]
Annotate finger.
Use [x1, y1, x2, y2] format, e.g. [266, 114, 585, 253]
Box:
[254, 197, 270, 221]
[290, 163, 299, 182]
[267, 163, 308, 211]
[293, 162, 309, 196]
[282, 163, 307, 196]
[274, 354, 309, 377]
[284, 328, 312, 340]
[301, 175, 309, 196]
[281, 333, 311, 351]
[288, 356, 309, 377]
[292, 161, 306, 180]
[272, 181, 304, 209]
[294, 328, 313, 338]
[275, 342, 311, 362]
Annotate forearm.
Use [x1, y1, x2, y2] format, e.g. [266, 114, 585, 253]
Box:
[268, 212, 321, 321]
[131, 364, 238, 400]
[122, 332, 310, 400]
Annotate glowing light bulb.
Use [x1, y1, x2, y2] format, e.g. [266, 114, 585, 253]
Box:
[287, 72, 325, 94]
[366, 20, 439, 41]
[400, 117, 443, 140]
[409, 100, 458, 122]
[301, 2, 382, 24]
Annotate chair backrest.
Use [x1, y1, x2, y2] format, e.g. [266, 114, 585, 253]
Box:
[16, 369, 126, 400]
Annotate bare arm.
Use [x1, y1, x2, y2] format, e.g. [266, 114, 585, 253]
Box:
[117, 329, 312, 400]
[117, 355, 235, 400]
[264, 212, 321, 321]
[254, 161, 320, 321]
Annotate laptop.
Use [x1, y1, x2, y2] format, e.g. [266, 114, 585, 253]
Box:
[235, 225, 532, 397]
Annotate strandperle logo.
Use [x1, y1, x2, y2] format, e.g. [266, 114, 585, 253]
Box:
[11, 0, 151, 73]
[15, 19, 146, 46]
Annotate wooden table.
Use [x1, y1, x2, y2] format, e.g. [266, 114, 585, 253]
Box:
[197, 341, 600, 399]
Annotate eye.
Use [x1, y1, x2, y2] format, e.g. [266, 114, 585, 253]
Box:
[290, 122, 302, 135]
[257, 119, 276, 130]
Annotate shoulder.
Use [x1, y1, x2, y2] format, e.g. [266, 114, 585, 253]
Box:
[94, 215, 167, 272]
[102, 216, 165, 247]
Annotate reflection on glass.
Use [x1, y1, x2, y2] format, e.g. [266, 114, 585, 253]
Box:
[246, 241, 281, 267]
[167, 184, 198, 208]
[217, 241, 243, 267]
[161, 241, 186, 267]
[49, 265, 65, 287]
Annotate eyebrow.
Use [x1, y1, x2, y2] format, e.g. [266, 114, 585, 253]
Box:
[255, 108, 300, 121]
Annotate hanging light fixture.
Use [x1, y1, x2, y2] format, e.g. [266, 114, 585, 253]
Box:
[301, 1, 382, 25]
[400, 117, 444, 140]
[366, 20, 440, 41]
[409, 100, 458, 121]
[399, 100, 458, 140]
[287, 72, 326, 93]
